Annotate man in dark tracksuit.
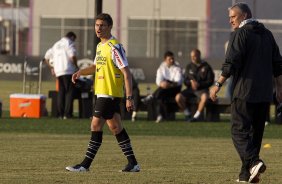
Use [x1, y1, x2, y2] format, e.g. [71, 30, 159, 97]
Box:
[210, 3, 282, 183]
[175, 49, 214, 122]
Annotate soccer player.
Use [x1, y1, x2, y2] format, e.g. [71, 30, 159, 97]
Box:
[66, 13, 140, 172]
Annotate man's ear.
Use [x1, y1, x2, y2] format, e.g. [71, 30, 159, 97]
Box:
[243, 13, 248, 20]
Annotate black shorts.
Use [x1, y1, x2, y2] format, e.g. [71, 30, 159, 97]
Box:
[181, 88, 209, 99]
[93, 97, 121, 120]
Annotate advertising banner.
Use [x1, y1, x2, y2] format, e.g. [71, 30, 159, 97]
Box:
[0, 56, 163, 83]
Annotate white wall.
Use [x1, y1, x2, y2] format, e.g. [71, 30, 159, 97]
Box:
[32, 0, 208, 56]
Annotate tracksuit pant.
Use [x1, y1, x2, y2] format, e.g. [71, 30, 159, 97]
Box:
[231, 98, 269, 180]
[57, 74, 75, 118]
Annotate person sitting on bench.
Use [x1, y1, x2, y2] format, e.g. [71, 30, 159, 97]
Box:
[175, 49, 214, 122]
[141, 51, 183, 123]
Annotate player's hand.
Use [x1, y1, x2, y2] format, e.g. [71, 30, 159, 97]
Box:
[51, 68, 55, 76]
[72, 70, 81, 83]
[209, 85, 220, 102]
[191, 80, 199, 90]
[160, 81, 170, 89]
[276, 88, 282, 103]
[126, 99, 135, 112]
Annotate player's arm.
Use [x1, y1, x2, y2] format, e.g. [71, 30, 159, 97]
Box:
[120, 66, 134, 112]
[209, 75, 227, 101]
[111, 43, 134, 111]
[43, 48, 55, 76]
[72, 64, 96, 83]
[71, 55, 79, 69]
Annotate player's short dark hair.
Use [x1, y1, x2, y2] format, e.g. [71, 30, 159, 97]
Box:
[191, 48, 201, 57]
[164, 51, 174, 59]
[229, 2, 252, 19]
[95, 13, 113, 26]
[65, 31, 77, 41]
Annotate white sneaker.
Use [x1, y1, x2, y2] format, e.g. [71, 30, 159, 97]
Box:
[236, 179, 248, 183]
[66, 164, 89, 172]
[141, 95, 153, 104]
[131, 111, 137, 122]
[120, 164, 140, 172]
[249, 161, 266, 183]
[155, 115, 163, 123]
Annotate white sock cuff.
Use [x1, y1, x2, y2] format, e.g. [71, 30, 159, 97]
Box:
[193, 111, 201, 118]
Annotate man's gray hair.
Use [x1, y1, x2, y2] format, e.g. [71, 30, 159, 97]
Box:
[229, 2, 252, 19]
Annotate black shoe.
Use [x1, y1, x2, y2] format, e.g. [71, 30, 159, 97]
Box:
[120, 163, 140, 172]
[190, 117, 199, 122]
[185, 115, 192, 121]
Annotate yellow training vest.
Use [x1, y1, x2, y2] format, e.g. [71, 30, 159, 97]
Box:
[94, 39, 124, 97]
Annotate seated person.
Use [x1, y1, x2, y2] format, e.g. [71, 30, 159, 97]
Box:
[175, 49, 214, 122]
[142, 51, 183, 123]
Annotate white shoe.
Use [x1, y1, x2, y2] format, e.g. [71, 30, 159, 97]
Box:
[155, 115, 163, 123]
[236, 179, 248, 183]
[141, 95, 153, 104]
[120, 164, 140, 172]
[131, 111, 137, 122]
[66, 164, 89, 172]
[249, 161, 266, 183]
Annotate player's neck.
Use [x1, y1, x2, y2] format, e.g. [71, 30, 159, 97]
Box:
[100, 34, 112, 44]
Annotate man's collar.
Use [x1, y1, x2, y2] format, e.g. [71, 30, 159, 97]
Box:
[239, 18, 258, 28]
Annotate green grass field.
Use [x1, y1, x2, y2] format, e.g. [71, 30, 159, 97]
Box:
[1, 117, 282, 184]
[1, 81, 281, 183]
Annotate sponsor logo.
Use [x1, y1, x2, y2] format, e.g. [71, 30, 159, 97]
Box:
[113, 49, 124, 67]
[19, 101, 31, 108]
[96, 56, 106, 62]
[98, 76, 104, 79]
[96, 66, 102, 72]
[115, 74, 121, 78]
[0, 63, 22, 73]
[96, 61, 106, 65]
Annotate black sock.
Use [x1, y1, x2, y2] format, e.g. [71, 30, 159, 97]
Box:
[116, 128, 137, 165]
[80, 131, 103, 168]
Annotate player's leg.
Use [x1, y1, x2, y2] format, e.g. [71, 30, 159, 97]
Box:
[175, 93, 186, 111]
[176, 89, 192, 120]
[192, 91, 208, 121]
[106, 98, 140, 172]
[64, 74, 75, 118]
[66, 97, 107, 172]
[57, 76, 66, 118]
[231, 99, 252, 181]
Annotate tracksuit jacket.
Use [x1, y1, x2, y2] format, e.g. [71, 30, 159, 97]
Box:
[222, 21, 282, 102]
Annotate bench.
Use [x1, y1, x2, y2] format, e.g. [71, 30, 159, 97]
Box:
[124, 95, 231, 122]
[205, 98, 231, 122]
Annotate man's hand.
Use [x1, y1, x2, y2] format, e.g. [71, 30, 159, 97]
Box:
[209, 85, 220, 102]
[275, 75, 282, 103]
[72, 70, 81, 83]
[191, 80, 199, 90]
[159, 81, 171, 89]
[126, 99, 135, 112]
[50, 68, 55, 76]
